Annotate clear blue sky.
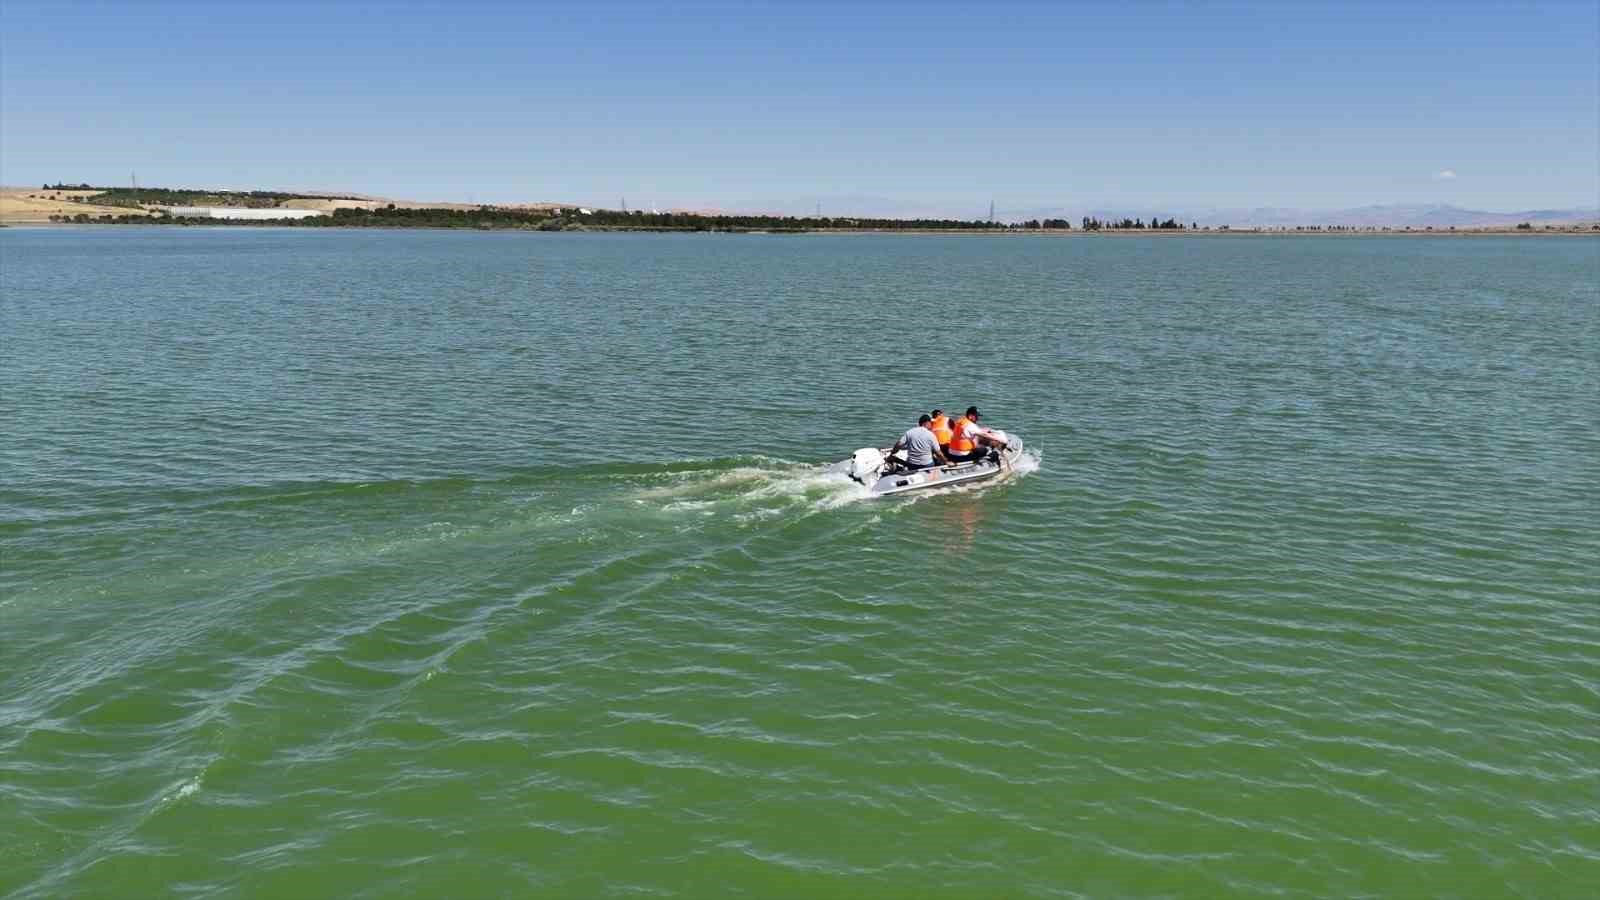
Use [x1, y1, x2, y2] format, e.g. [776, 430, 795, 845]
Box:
[3, 1, 1595, 216]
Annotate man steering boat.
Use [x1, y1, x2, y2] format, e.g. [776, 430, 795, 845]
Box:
[946, 406, 1008, 464]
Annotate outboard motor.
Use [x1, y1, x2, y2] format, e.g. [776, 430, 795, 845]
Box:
[846, 447, 887, 485]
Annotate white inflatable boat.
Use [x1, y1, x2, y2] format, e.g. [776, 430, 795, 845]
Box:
[830, 430, 1024, 497]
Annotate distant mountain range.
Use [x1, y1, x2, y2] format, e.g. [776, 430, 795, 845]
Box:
[1002, 203, 1599, 228]
[766, 194, 1597, 227]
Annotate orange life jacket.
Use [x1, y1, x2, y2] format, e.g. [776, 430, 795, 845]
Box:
[949, 418, 978, 453]
[929, 415, 953, 446]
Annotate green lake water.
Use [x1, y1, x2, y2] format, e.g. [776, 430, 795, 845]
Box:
[2, 228, 1596, 897]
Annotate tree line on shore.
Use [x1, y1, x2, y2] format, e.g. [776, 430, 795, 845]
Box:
[1079, 216, 1190, 230]
[48, 204, 1204, 232]
[51, 210, 1596, 232]
[50, 204, 1016, 232]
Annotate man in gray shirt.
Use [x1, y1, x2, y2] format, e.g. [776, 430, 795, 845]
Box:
[892, 414, 951, 471]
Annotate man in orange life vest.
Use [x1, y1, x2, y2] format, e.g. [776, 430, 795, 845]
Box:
[928, 409, 955, 450]
[946, 406, 1007, 464]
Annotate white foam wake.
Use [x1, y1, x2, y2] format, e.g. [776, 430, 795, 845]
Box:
[632, 463, 874, 519]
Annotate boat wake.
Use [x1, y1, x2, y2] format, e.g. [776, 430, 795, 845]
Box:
[627, 448, 1041, 519]
[8, 451, 1044, 617]
[630, 458, 874, 522]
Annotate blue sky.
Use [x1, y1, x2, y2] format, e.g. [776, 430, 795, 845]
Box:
[3, 1, 1595, 216]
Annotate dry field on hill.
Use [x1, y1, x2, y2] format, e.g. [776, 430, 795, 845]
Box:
[0, 189, 150, 222]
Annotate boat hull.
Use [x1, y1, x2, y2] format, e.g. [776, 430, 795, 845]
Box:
[864, 448, 1021, 496]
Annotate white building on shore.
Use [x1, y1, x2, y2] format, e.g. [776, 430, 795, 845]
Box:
[156, 207, 328, 220]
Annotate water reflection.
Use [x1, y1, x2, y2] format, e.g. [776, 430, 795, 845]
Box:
[940, 493, 990, 554]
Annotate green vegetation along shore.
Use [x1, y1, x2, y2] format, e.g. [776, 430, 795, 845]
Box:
[55, 201, 1014, 233]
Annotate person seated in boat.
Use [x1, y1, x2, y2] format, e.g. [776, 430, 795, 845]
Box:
[891, 414, 950, 472]
[946, 406, 1008, 464]
[928, 409, 955, 450]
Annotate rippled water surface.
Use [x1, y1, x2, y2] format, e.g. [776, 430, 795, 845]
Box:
[3, 228, 1597, 897]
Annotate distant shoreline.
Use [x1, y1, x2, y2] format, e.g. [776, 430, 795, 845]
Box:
[6, 187, 1595, 234]
[7, 222, 1595, 236]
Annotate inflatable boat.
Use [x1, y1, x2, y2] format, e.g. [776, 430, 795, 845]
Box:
[830, 430, 1024, 497]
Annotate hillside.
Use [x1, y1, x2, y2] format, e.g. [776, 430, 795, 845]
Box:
[0, 188, 152, 222]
